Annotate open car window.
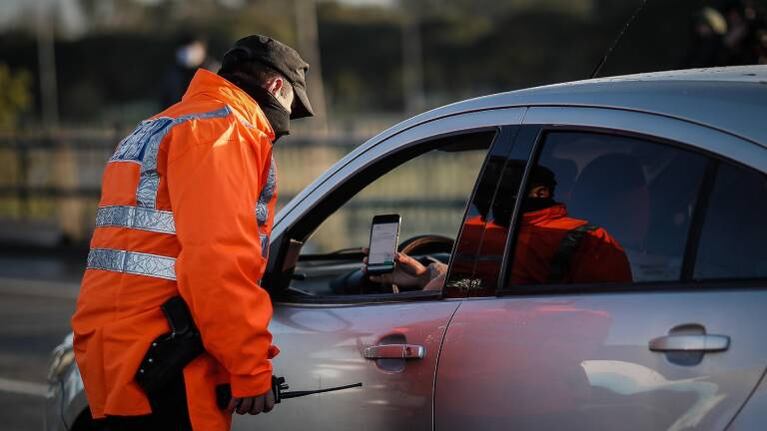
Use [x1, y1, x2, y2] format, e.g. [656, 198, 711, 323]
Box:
[280, 130, 497, 300]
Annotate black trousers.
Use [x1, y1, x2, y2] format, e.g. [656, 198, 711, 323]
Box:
[98, 373, 193, 431]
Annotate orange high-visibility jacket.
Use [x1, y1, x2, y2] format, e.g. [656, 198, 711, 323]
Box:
[72, 69, 279, 431]
[511, 204, 632, 285]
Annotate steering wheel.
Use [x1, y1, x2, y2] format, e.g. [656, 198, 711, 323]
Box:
[330, 234, 454, 295]
[397, 234, 454, 257]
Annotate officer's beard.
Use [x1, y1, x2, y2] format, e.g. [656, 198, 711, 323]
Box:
[220, 73, 291, 142]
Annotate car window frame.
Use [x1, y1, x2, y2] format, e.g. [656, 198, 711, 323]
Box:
[495, 123, 766, 297]
[443, 125, 537, 297]
[267, 126, 506, 304]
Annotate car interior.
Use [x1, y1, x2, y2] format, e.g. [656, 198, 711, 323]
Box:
[267, 130, 497, 300]
[534, 131, 709, 284]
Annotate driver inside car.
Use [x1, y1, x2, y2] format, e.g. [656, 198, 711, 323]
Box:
[367, 165, 632, 290]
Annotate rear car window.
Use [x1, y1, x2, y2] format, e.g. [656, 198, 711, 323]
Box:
[505, 131, 708, 287]
[694, 162, 767, 280]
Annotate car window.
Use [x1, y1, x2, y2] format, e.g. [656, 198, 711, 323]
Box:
[445, 126, 531, 297]
[500, 130, 708, 288]
[286, 130, 495, 298]
[304, 142, 489, 254]
[694, 162, 767, 280]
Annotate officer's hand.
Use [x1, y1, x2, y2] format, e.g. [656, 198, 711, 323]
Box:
[227, 388, 276, 415]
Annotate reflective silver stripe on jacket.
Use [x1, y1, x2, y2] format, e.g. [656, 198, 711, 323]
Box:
[109, 106, 232, 209]
[87, 248, 176, 281]
[256, 155, 277, 225]
[95, 205, 176, 234]
[259, 233, 269, 258]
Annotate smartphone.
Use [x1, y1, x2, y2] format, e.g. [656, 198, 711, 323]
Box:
[366, 214, 402, 275]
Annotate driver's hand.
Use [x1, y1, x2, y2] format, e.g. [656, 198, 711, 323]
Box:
[364, 250, 431, 289]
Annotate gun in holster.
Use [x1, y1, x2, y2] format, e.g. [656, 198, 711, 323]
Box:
[134, 296, 205, 396]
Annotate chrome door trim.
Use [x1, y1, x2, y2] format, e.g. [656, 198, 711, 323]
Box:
[649, 334, 730, 352]
[523, 106, 767, 173]
[363, 344, 426, 360]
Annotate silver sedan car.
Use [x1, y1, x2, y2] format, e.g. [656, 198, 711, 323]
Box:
[47, 65, 767, 431]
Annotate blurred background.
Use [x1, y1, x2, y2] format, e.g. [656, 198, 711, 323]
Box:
[2, 0, 767, 249]
[0, 0, 766, 429]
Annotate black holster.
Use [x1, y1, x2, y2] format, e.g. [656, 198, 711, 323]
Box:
[135, 296, 205, 397]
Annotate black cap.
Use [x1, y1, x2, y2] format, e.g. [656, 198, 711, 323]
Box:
[530, 165, 557, 188]
[222, 35, 314, 119]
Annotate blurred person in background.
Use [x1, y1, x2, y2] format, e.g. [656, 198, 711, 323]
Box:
[160, 34, 219, 109]
[688, 1, 767, 68]
[72, 35, 313, 431]
[759, 29, 767, 63]
[724, 2, 754, 63]
[687, 6, 728, 67]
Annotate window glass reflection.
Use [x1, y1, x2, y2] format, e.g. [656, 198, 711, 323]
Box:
[695, 162, 767, 280]
[504, 131, 707, 286]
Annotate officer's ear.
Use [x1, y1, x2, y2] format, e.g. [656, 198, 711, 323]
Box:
[265, 76, 285, 97]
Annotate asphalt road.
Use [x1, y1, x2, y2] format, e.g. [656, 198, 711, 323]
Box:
[0, 251, 82, 431]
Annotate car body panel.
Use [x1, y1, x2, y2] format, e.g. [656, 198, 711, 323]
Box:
[233, 300, 461, 431]
[435, 290, 767, 431]
[45, 333, 87, 431]
[44, 383, 67, 431]
[728, 369, 767, 430]
[510, 78, 767, 146]
[60, 365, 88, 429]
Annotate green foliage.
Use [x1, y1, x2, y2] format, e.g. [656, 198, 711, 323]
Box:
[0, 64, 32, 131]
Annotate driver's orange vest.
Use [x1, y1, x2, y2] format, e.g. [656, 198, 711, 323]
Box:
[511, 204, 632, 285]
[72, 69, 279, 431]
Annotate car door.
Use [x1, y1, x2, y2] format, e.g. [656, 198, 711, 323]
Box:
[434, 108, 767, 430]
[234, 115, 521, 430]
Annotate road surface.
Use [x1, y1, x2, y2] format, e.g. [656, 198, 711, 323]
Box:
[0, 249, 83, 430]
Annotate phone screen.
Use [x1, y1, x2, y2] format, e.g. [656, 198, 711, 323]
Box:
[368, 221, 400, 271]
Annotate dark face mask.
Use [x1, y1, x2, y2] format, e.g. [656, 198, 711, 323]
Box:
[222, 73, 291, 142]
[522, 197, 557, 213]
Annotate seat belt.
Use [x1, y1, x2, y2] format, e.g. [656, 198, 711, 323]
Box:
[547, 223, 598, 284]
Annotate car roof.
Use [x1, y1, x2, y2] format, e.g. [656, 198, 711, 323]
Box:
[372, 64, 767, 147]
[275, 65, 767, 227]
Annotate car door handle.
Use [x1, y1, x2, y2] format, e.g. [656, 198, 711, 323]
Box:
[363, 344, 425, 360]
[649, 334, 730, 352]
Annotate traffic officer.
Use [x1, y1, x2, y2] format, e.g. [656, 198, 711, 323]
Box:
[71, 35, 313, 431]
